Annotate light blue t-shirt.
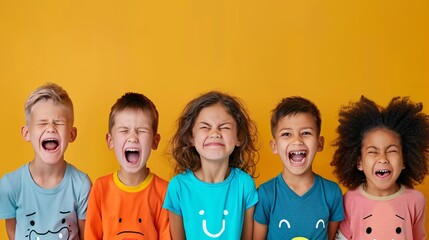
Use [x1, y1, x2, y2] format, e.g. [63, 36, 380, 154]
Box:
[163, 167, 258, 239]
[0, 163, 92, 240]
[254, 173, 344, 240]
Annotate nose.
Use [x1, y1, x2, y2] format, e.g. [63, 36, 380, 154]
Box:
[209, 129, 221, 139]
[127, 132, 139, 143]
[378, 153, 389, 164]
[46, 122, 57, 133]
[291, 135, 303, 145]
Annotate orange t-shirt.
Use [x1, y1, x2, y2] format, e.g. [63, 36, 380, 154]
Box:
[85, 171, 171, 240]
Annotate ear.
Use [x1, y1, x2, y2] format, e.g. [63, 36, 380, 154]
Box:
[317, 136, 324, 152]
[106, 133, 114, 149]
[357, 158, 363, 171]
[152, 133, 161, 150]
[21, 126, 31, 142]
[270, 139, 278, 154]
[69, 127, 77, 143]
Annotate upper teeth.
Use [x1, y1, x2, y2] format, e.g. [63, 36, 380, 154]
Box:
[126, 149, 139, 152]
[291, 151, 305, 155]
[378, 170, 389, 173]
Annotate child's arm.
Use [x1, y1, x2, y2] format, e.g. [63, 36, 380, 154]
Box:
[252, 220, 267, 240]
[328, 221, 340, 240]
[168, 211, 185, 240]
[78, 219, 85, 240]
[5, 218, 16, 240]
[241, 206, 254, 240]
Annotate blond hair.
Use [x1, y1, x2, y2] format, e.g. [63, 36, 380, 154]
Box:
[24, 83, 74, 124]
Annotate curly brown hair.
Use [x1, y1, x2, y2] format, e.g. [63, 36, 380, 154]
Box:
[330, 96, 429, 189]
[171, 91, 259, 176]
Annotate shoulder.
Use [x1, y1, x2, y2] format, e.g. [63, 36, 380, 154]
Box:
[66, 163, 90, 182]
[0, 164, 28, 187]
[316, 174, 341, 189]
[257, 174, 280, 191]
[65, 163, 92, 191]
[401, 186, 426, 204]
[93, 173, 114, 186]
[1, 164, 28, 180]
[231, 168, 253, 180]
[150, 173, 169, 188]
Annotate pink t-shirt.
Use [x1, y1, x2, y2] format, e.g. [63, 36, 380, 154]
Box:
[338, 185, 426, 240]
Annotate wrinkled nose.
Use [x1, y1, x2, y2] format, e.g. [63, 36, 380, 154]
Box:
[46, 123, 57, 133]
[209, 130, 221, 138]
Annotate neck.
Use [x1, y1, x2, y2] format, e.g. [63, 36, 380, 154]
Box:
[282, 171, 315, 196]
[194, 161, 231, 183]
[118, 167, 149, 186]
[29, 160, 67, 189]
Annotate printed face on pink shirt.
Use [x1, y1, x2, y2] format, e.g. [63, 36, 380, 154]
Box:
[361, 203, 405, 239]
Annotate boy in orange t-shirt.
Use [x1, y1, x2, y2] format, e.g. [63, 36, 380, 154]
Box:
[85, 92, 170, 240]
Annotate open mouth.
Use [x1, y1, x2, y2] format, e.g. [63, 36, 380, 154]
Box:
[125, 149, 140, 164]
[42, 139, 59, 151]
[375, 169, 391, 177]
[289, 151, 306, 164]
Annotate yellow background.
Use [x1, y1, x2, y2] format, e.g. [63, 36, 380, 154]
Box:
[1, 0, 429, 237]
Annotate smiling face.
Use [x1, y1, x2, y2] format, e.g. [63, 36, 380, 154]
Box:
[358, 128, 404, 196]
[270, 113, 324, 177]
[22, 100, 77, 165]
[191, 103, 240, 165]
[107, 109, 160, 175]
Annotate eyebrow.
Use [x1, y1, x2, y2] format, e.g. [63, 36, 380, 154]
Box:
[396, 214, 405, 220]
[60, 211, 71, 214]
[26, 212, 36, 217]
[363, 214, 372, 220]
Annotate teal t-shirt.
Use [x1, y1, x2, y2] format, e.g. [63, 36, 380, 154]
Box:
[163, 168, 258, 239]
[254, 174, 344, 240]
[0, 163, 91, 239]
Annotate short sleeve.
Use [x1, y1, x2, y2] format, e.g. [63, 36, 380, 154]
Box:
[162, 177, 182, 216]
[0, 174, 18, 219]
[253, 183, 271, 225]
[244, 174, 258, 210]
[329, 183, 344, 222]
[76, 174, 92, 219]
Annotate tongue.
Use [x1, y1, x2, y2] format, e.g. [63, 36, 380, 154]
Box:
[291, 154, 305, 162]
[44, 141, 58, 151]
[126, 152, 140, 164]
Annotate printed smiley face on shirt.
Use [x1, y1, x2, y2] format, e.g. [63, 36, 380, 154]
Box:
[25, 211, 71, 240]
[113, 216, 145, 240]
[360, 203, 405, 240]
[278, 218, 326, 240]
[198, 209, 229, 238]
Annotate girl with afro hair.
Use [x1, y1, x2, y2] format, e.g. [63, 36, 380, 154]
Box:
[331, 96, 429, 239]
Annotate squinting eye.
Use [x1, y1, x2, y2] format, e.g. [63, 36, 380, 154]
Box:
[281, 133, 290, 137]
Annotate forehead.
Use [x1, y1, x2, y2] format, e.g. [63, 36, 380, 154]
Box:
[195, 103, 235, 122]
[113, 109, 153, 125]
[276, 112, 318, 129]
[362, 128, 401, 145]
[29, 100, 73, 119]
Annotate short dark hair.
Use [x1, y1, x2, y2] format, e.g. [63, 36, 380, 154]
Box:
[108, 92, 159, 134]
[270, 96, 322, 137]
